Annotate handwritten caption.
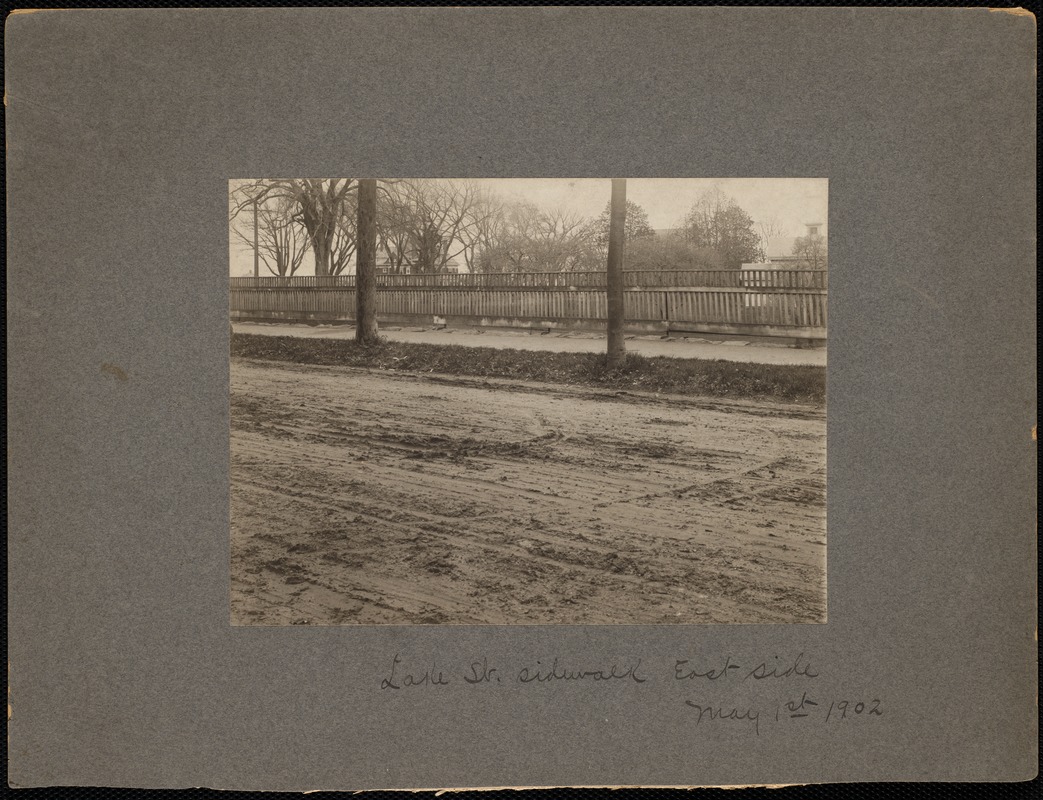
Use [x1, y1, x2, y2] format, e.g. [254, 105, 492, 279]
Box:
[379, 652, 882, 736]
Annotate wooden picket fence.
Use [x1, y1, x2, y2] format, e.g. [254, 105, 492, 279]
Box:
[229, 270, 828, 338]
[229, 269, 828, 290]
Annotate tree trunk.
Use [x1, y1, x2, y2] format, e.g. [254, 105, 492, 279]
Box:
[606, 178, 627, 369]
[356, 179, 380, 346]
[252, 198, 260, 278]
[313, 237, 331, 278]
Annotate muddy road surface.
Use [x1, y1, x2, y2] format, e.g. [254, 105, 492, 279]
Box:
[231, 359, 826, 625]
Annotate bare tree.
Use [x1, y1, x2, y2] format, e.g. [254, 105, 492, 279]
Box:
[376, 189, 416, 274]
[473, 201, 540, 272]
[231, 179, 357, 277]
[458, 189, 506, 272]
[792, 233, 828, 269]
[378, 179, 486, 274]
[329, 193, 358, 276]
[466, 198, 511, 272]
[682, 187, 764, 268]
[526, 206, 594, 272]
[475, 201, 596, 273]
[231, 193, 309, 278]
[757, 215, 786, 261]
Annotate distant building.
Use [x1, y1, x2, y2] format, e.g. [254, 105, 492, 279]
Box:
[762, 222, 827, 265]
[375, 254, 462, 275]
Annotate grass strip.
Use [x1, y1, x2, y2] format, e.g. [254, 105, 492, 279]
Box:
[232, 333, 825, 405]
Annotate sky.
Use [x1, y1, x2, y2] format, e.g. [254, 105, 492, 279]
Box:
[229, 178, 827, 276]
[482, 178, 827, 233]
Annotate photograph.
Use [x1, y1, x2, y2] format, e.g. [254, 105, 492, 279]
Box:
[9, 6, 1036, 790]
[229, 178, 828, 626]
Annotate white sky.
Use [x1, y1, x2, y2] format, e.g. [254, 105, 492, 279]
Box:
[229, 178, 827, 276]
[484, 178, 827, 233]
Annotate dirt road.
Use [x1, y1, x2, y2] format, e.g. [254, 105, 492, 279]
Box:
[231, 359, 826, 625]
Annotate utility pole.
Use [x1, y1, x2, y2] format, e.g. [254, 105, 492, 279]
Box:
[252, 196, 259, 279]
[606, 178, 627, 369]
[355, 179, 380, 346]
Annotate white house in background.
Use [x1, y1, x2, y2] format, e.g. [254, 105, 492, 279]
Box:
[742, 223, 827, 306]
[762, 222, 827, 265]
[375, 254, 462, 275]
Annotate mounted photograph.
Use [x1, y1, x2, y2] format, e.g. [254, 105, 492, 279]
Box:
[229, 177, 828, 625]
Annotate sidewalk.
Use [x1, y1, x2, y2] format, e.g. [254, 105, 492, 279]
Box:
[232, 322, 826, 367]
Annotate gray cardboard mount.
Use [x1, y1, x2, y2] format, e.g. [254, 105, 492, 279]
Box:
[5, 7, 1037, 790]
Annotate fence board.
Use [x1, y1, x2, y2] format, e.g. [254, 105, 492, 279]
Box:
[230, 281, 827, 337]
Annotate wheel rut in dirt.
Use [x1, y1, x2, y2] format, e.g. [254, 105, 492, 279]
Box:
[231, 359, 826, 625]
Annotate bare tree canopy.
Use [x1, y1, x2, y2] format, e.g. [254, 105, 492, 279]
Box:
[681, 188, 764, 269]
[231, 194, 309, 278]
[475, 201, 596, 273]
[757, 216, 786, 259]
[792, 233, 828, 269]
[376, 179, 489, 274]
[230, 179, 818, 276]
[232, 179, 357, 276]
